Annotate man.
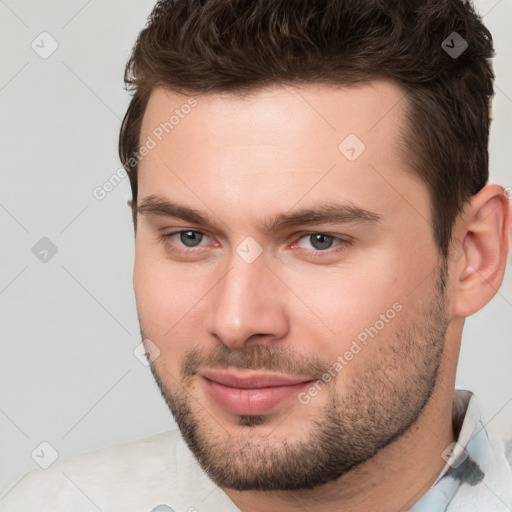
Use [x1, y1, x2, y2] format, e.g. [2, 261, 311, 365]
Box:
[2, 0, 511, 510]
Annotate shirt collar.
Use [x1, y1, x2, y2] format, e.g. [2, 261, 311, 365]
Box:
[409, 389, 512, 511]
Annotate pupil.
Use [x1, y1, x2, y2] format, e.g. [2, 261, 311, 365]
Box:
[311, 234, 333, 250]
[180, 231, 202, 247]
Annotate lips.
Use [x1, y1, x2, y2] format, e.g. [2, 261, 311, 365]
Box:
[200, 369, 314, 416]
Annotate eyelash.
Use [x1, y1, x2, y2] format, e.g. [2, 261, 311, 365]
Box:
[159, 230, 352, 257]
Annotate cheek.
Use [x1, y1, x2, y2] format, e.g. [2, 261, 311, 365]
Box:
[134, 238, 191, 316]
[133, 247, 180, 346]
[291, 265, 393, 335]
[134, 252, 166, 324]
[294, 251, 427, 366]
[133, 247, 213, 358]
[133, 262, 185, 377]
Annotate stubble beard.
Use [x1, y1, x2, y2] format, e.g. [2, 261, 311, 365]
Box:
[142, 266, 449, 491]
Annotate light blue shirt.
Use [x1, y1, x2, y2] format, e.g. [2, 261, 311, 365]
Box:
[410, 390, 512, 511]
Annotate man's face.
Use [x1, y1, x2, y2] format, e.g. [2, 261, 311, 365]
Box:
[133, 81, 449, 490]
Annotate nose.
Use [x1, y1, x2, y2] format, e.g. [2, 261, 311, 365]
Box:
[206, 248, 290, 349]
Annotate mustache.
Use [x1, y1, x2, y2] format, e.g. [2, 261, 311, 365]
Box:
[182, 344, 331, 380]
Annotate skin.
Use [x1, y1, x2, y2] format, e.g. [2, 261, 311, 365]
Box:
[132, 80, 511, 512]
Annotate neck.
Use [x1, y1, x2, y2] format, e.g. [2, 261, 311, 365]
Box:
[222, 384, 456, 512]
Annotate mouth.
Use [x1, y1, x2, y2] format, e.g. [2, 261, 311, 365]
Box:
[200, 369, 315, 416]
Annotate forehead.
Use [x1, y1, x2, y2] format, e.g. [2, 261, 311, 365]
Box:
[140, 80, 408, 147]
[136, 80, 426, 227]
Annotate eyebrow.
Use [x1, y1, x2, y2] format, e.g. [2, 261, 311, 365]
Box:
[137, 194, 381, 233]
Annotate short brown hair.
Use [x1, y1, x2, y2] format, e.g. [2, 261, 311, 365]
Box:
[119, 0, 494, 257]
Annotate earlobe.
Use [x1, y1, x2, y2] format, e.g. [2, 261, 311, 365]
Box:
[451, 184, 511, 318]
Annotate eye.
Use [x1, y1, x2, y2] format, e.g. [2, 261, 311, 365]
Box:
[161, 230, 210, 250]
[300, 234, 335, 251]
[293, 233, 351, 254]
[177, 230, 205, 247]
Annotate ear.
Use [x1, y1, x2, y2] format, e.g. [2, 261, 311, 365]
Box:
[450, 184, 511, 318]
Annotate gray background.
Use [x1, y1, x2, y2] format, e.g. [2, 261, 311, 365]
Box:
[1, 0, 511, 493]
